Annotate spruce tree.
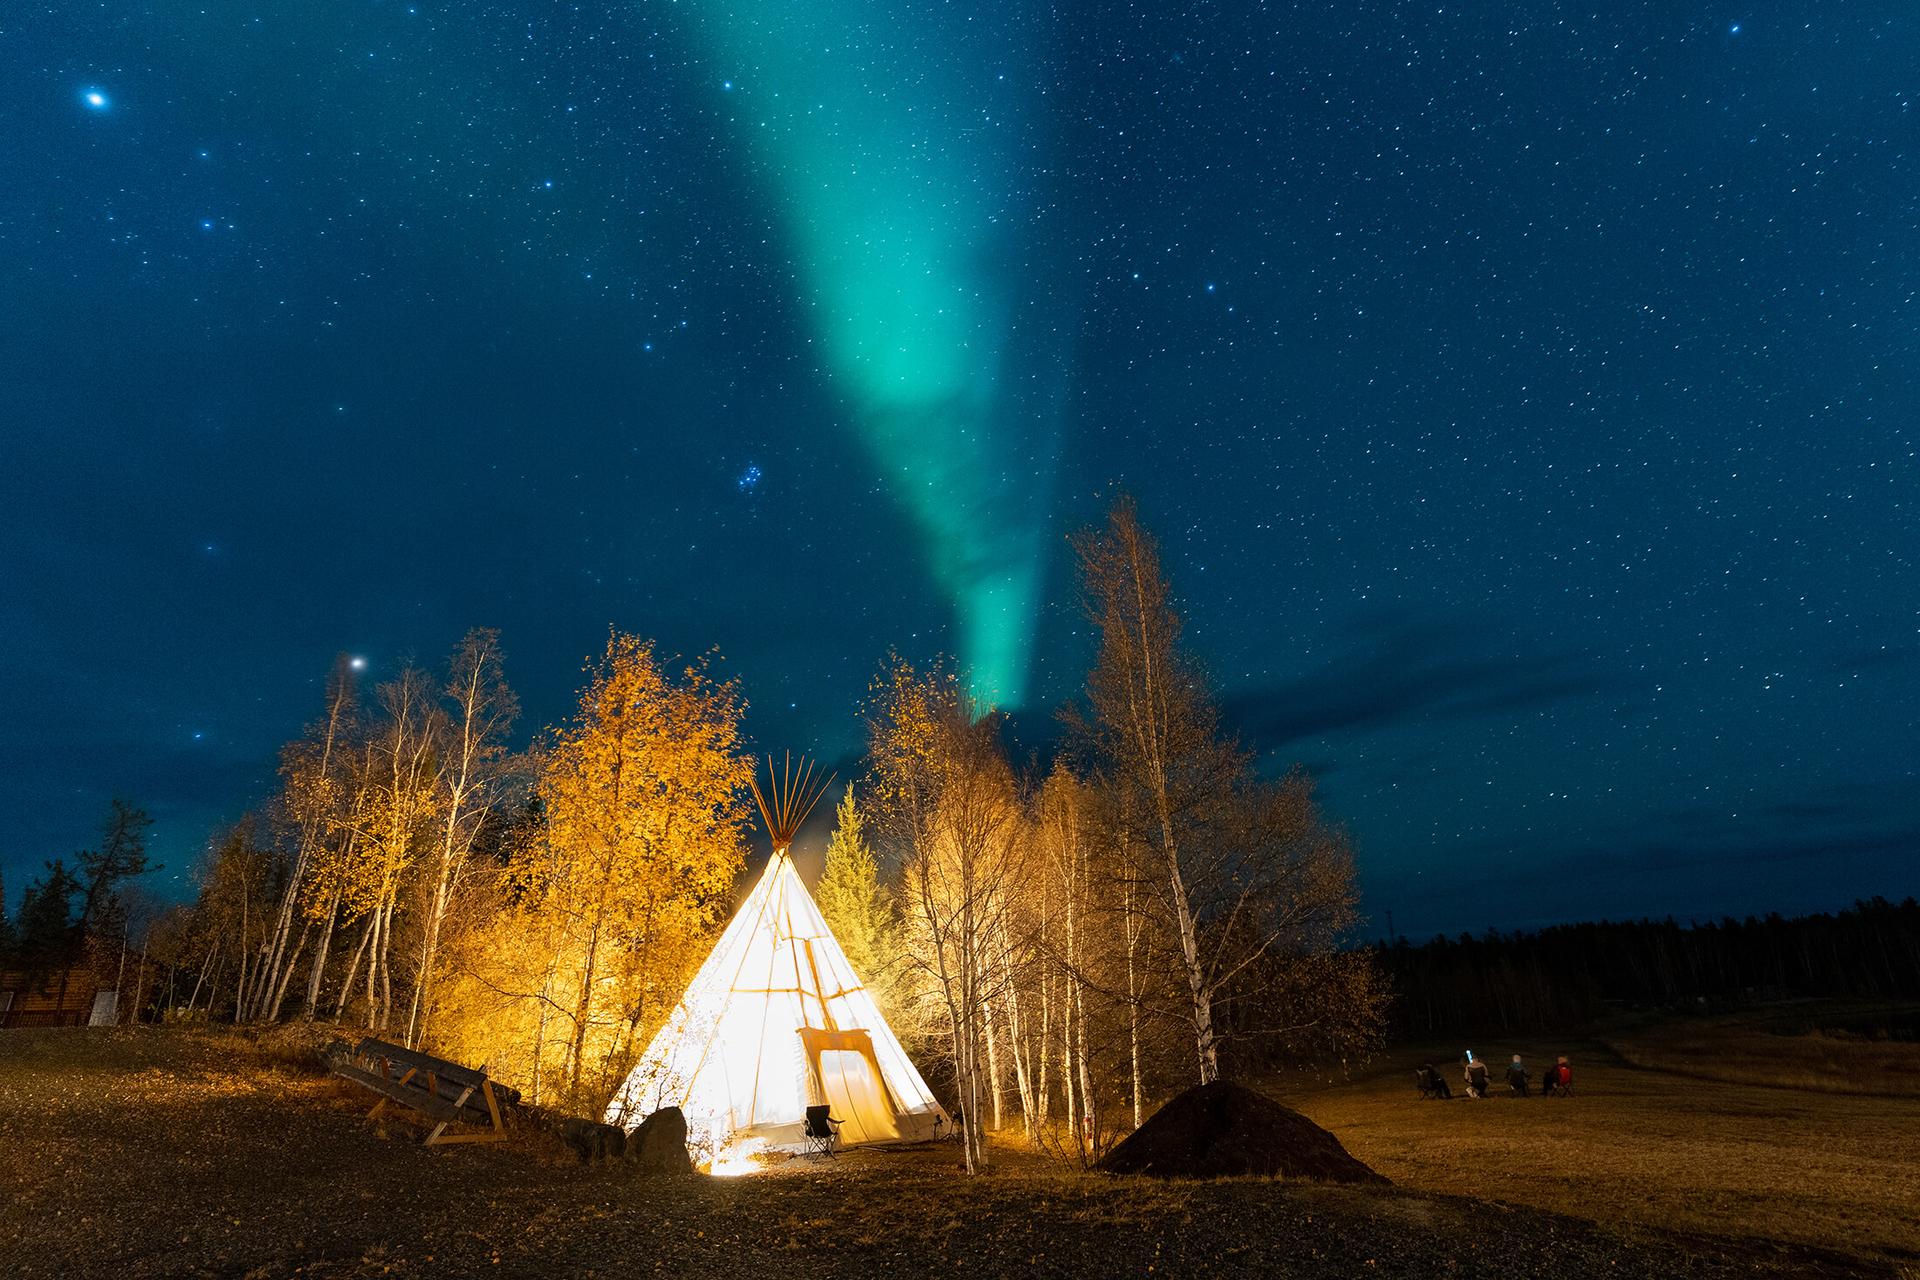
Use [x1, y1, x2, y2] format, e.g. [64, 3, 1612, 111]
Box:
[60, 800, 155, 1009]
[17, 860, 79, 979]
[814, 789, 902, 1008]
[76, 799, 155, 935]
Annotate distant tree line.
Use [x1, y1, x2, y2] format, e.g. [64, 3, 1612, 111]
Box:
[1377, 897, 1920, 1037]
[0, 800, 158, 1019]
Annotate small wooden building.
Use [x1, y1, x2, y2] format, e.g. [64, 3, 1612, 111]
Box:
[0, 968, 100, 1028]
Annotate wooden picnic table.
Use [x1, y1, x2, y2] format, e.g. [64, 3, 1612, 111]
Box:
[331, 1037, 518, 1145]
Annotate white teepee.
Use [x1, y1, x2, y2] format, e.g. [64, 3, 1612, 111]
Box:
[605, 757, 946, 1158]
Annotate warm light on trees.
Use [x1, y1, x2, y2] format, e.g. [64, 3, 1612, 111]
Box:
[1071, 497, 1380, 1089]
[118, 498, 1377, 1142]
[337, 667, 440, 1031]
[1072, 497, 1246, 1084]
[252, 655, 358, 1024]
[867, 654, 1023, 1173]
[518, 632, 754, 1111]
[404, 628, 520, 1049]
[815, 787, 911, 1030]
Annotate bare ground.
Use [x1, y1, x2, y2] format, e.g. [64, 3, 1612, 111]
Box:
[1276, 1028, 1920, 1275]
[0, 1026, 1912, 1280]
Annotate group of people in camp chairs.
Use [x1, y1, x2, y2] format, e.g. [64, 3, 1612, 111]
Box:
[1416, 1052, 1573, 1100]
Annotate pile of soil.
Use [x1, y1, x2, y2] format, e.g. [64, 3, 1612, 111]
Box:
[1097, 1080, 1386, 1183]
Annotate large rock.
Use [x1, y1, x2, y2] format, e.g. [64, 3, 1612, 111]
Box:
[623, 1106, 692, 1176]
[1095, 1080, 1386, 1184]
[558, 1117, 627, 1163]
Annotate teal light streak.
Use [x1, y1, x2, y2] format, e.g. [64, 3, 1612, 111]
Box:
[690, 2, 1047, 706]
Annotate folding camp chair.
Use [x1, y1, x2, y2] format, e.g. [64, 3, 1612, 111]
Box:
[803, 1105, 841, 1158]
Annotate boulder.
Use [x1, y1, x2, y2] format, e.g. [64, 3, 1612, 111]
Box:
[1095, 1080, 1386, 1184]
[558, 1117, 627, 1163]
[623, 1106, 692, 1176]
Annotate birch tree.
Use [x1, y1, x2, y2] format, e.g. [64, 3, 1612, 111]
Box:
[340, 668, 441, 1029]
[867, 655, 1022, 1173]
[1073, 497, 1378, 1085]
[1031, 765, 1103, 1157]
[193, 819, 271, 1020]
[1073, 498, 1243, 1083]
[532, 633, 753, 1111]
[304, 738, 378, 1019]
[404, 628, 519, 1048]
[251, 655, 358, 1021]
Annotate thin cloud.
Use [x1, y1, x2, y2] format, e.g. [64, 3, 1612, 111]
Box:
[1222, 611, 1623, 750]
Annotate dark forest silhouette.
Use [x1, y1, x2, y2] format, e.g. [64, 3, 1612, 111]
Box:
[1376, 897, 1920, 1037]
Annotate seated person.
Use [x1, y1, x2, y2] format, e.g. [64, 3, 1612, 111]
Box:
[1463, 1052, 1490, 1098]
[1417, 1063, 1451, 1099]
[1541, 1055, 1573, 1095]
[1506, 1054, 1530, 1097]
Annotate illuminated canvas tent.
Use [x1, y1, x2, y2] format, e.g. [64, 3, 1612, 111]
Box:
[606, 755, 947, 1158]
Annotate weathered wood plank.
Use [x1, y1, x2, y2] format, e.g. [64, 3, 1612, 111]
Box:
[352, 1038, 490, 1089]
[331, 1050, 510, 1145]
[333, 1063, 470, 1124]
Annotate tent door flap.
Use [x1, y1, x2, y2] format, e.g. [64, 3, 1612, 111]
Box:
[797, 1027, 901, 1145]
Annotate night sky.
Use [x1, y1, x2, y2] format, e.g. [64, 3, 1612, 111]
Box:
[4, 2, 1915, 938]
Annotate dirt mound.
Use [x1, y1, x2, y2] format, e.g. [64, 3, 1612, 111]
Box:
[1096, 1080, 1386, 1183]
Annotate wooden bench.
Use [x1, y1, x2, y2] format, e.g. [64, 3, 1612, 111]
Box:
[331, 1037, 517, 1146]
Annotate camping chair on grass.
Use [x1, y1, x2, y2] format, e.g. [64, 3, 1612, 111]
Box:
[803, 1105, 841, 1158]
[1464, 1059, 1491, 1099]
[1543, 1059, 1575, 1097]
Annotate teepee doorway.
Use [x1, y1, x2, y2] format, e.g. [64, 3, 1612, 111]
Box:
[800, 1027, 902, 1145]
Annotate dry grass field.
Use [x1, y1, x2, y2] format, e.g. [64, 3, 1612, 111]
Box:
[1604, 1003, 1920, 1096]
[1, 1021, 1915, 1279]
[1277, 1014, 1920, 1273]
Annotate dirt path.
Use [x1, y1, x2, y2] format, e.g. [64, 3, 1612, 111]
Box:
[0, 1028, 1904, 1279]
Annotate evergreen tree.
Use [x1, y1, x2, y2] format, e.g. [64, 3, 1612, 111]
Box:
[815, 787, 910, 1030]
[76, 799, 155, 934]
[17, 860, 80, 979]
[60, 800, 155, 1009]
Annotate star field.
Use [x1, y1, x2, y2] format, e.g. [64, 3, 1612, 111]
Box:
[1, 1, 1914, 934]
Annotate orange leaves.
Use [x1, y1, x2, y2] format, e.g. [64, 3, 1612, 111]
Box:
[521, 632, 755, 1108]
[539, 635, 752, 910]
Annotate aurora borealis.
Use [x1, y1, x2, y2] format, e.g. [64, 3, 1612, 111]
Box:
[687, 0, 1055, 705]
[3, 1, 1915, 936]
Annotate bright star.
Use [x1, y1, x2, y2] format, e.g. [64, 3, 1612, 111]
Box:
[349, 656, 368, 671]
[82, 89, 109, 110]
[1729, 22, 1741, 34]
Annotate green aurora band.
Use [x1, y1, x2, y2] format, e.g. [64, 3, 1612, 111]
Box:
[691, 1, 1053, 706]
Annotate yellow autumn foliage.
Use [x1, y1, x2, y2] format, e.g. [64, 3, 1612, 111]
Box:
[431, 632, 753, 1114]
